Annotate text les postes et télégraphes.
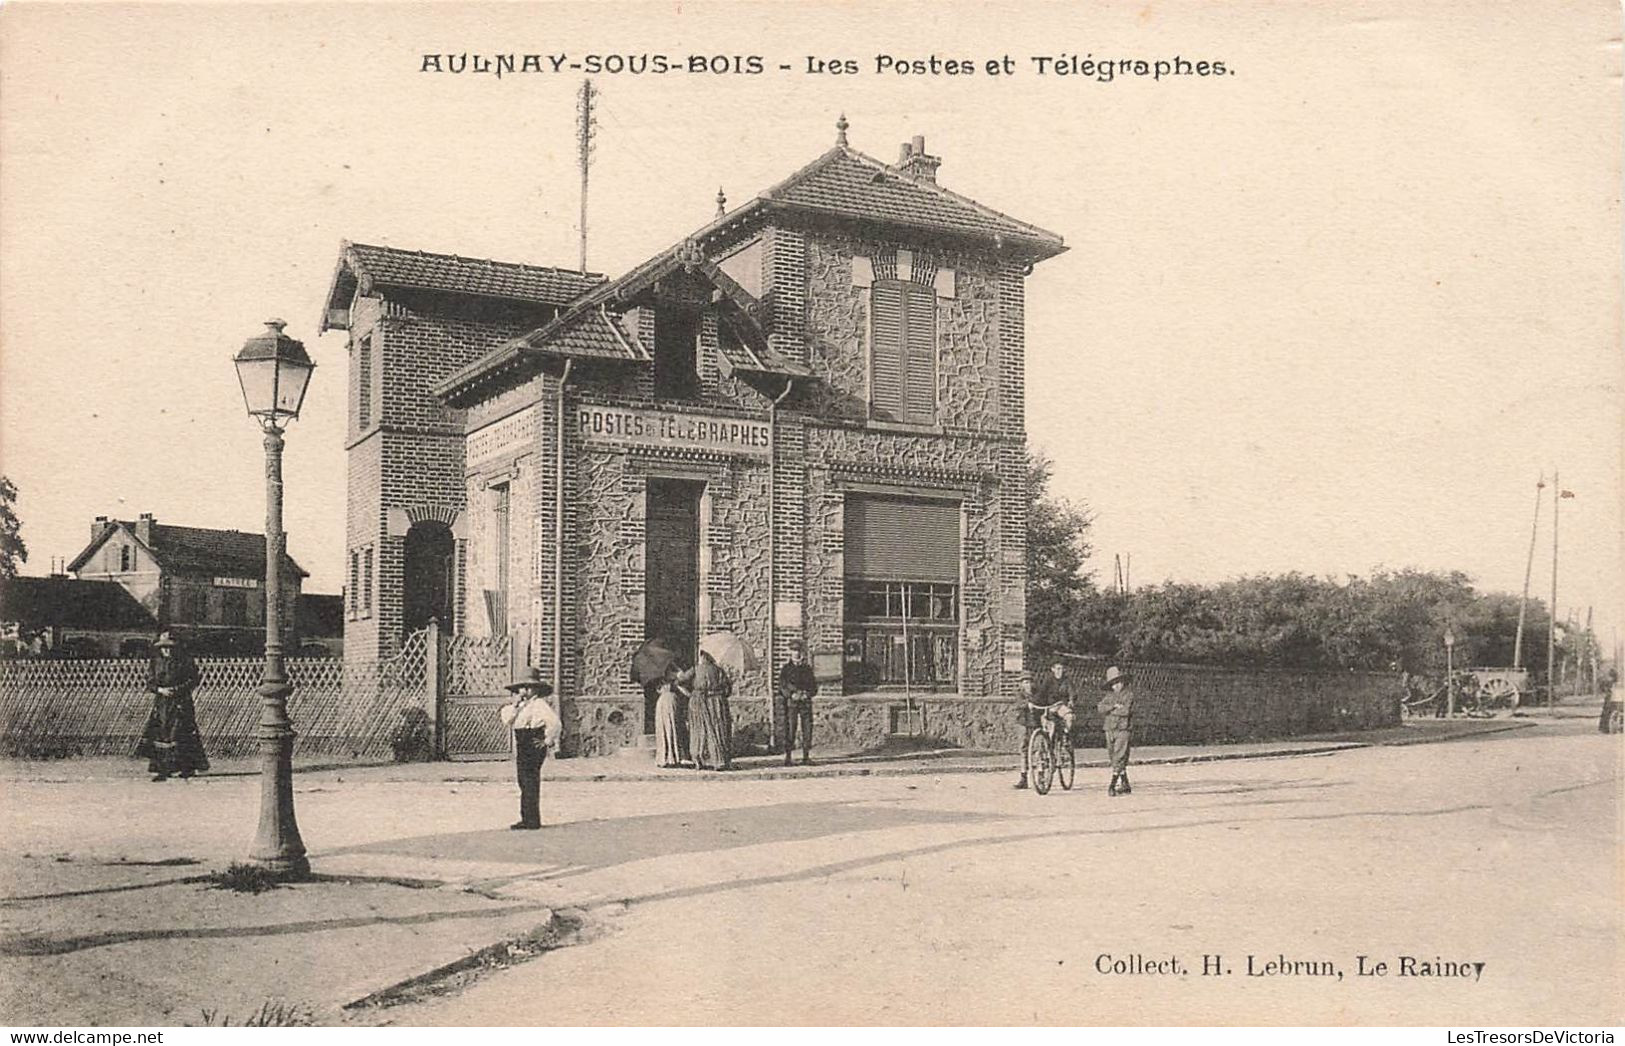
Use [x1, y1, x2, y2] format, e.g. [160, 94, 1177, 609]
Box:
[418, 52, 1233, 82]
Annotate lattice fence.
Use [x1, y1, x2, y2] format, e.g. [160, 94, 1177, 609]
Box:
[0, 632, 429, 760]
[1053, 655, 1399, 745]
[440, 633, 515, 759]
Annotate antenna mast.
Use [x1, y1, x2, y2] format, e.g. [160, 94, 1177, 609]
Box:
[576, 78, 598, 274]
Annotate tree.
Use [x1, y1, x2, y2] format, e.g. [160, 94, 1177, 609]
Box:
[1025, 447, 1095, 655]
[0, 476, 25, 579]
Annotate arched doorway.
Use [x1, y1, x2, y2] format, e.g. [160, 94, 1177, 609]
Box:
[403, 520, 455, 636]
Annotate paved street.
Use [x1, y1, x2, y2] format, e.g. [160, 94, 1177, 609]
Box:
[1, 718, 1618, 1026]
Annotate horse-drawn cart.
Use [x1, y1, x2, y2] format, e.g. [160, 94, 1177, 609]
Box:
[1402, 666, 1528, 718]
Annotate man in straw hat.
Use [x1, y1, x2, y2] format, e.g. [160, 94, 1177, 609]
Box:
[1097, 665, 1136, 796]
[500, 667, 563, 830]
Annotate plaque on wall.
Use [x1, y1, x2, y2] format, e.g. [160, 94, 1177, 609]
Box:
[812, 651, 843, 683]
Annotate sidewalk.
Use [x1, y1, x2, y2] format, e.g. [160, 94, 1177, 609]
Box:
[0, 714, 1532, 787]
[0, 714, 1535, 1026]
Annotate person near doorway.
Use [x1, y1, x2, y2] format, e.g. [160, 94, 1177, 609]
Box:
[683, 650, 733, 770]
[1097, 665, 1136, 796]
[778, 640, 818, 766]
[135, 632, 210, 782]
[654, 663, 690, 768]
[499, 668, 562, 830]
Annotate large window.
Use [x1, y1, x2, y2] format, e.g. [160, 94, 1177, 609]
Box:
[870, 280, 937, 425]
[843, 495, 960, 691]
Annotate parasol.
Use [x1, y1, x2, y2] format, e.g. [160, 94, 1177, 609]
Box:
[699, 630, 760, 677]
[631, 637, 686, 686]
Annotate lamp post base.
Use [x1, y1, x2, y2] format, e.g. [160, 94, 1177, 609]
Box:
[250, 680, 310, 880]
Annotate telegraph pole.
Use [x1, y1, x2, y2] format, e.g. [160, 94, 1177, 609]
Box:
[1547, 472, 1560, 704]
[1512, 474, 1544, 668]
[576, 79, 598, 274]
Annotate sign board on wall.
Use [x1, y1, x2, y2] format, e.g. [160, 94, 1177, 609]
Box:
[213, 577, 259, 589]
[813, 652, 843, 683]
[577, 405, 771, 457]
[1003, 638, 1024, 673]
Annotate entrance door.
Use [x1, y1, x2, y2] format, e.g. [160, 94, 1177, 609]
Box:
[403, 521, 455, 637]
[644, 478, 703, 733]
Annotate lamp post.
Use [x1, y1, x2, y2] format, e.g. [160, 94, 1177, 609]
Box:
[1443, 627, 1456, 717]
[233, 319, 315, 878]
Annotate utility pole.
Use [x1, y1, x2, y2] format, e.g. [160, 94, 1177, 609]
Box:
[1585, 606, 1595, 694]
[576, 78, 597, 274]
[1512, 474, 1544, 668]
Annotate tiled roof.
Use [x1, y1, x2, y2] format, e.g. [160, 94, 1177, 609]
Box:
[321, 241, 603, 330]
[436, 133, 1062, 401]
[346, 242, 603, 304]
[761, 148, 1065, 254]
[68, 521, 308, 579]
[143, 523, 308, 579]
[525, 307, 648, 361]
[1, 576, 158, 632]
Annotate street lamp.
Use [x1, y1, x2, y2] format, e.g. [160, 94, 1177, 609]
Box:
[233, 318, 314, 878]
[1443, 627, 1456, 717]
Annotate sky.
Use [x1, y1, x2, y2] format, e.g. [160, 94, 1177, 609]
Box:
[1, 2, 1620, 650]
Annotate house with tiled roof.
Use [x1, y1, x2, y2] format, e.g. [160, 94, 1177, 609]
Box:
[0, 574, 160, 658]
[328, 121, 1065, 756]
[65, 513, 314, 655]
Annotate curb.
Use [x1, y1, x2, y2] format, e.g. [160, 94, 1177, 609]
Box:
[341, 907, 559, 1013]
[504, 719, 1538, 784]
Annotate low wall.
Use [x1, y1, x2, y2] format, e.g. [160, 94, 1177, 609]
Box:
[559, 658, 1400, 757]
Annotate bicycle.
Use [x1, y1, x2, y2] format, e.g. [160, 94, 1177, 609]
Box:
[1025, 701, 1076, 796]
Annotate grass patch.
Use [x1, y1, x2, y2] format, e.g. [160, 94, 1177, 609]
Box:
[207, 861, 285, 894]
[196, 999, 314, 1026]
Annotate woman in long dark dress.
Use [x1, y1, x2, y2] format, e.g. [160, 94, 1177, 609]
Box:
[684, 651, 733, 771]
[134, 632, 209, 781]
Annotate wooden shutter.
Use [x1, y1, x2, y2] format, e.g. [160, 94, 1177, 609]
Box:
[870, 282, 905, 421]
[845, 496, 960, 581]
[902, 283, 937, 424]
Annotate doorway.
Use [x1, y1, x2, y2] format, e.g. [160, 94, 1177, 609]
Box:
[644, 477, 703, 733]
[403, 521, 455, 637]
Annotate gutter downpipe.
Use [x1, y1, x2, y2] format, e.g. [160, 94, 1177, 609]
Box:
[768, 377, 795, 739]
[553, 358, 574, 703]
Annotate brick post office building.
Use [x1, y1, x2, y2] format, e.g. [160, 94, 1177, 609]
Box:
[324, 124, 1065, 755]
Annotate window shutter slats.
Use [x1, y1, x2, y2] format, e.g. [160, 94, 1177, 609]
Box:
[903, 284, 937, 424]
[870, 281, 905, 421]
[845, 496, 960, 581]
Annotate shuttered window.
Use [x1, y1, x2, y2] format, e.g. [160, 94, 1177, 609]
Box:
[845, 496, 960, 582]
[870, 280, 937, 425]
[844, 495, 960, 691]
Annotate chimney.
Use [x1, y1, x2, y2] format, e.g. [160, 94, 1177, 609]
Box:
[898, 135, 941, 183]
[92, 516, 110, 543]
[135, 513, 155, 546]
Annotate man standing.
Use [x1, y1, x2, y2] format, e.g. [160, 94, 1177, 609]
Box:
[500, 668, 562, 829]
[1097, 665, 1135, 796]
[1015, 659, 1070, 789]
[778, 640, 818, 766]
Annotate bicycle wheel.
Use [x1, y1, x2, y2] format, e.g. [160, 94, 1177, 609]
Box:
[1028, 729, 1055, 796]
[1057, 734, 1076, 791]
